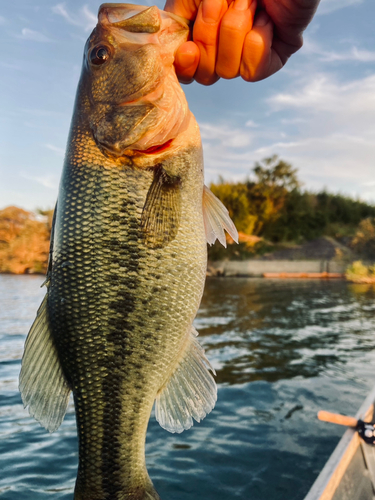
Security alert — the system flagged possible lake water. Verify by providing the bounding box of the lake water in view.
[1,274,375,500]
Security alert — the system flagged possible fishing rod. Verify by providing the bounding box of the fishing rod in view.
[318,411,375,445]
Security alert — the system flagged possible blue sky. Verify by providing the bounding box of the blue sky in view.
[1,0,375,211]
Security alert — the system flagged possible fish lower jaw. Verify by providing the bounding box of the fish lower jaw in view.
[126,138,174,155]
[96,110,198,168]
[98,138,176,167]
[131,113,201,167]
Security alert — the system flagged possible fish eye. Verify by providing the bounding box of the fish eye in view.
[90,45,111,66]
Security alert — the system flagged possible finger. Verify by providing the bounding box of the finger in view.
[216,0,257,79]
[256,0,319,49]
[192,0,228,86]
[240,11,280,82]
[174,41,200,84]
[164,0,200,19]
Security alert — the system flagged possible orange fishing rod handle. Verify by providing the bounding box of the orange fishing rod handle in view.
[317,411,358,427]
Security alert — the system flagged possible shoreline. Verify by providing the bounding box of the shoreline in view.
[207,259,347,278]
[2,260,373,282]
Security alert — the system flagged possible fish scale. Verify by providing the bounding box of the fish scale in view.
[47,118,207,499]
[19,4,238,499]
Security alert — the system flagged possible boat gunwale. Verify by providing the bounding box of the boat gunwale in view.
[303,383,375,500]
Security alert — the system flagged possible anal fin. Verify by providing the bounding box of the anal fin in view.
[155,326,217,434]
[19,295,71,432]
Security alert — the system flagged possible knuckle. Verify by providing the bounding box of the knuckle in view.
[216,65,237,80]
[193,24,218,47]
[220,15,251,34]
[195,74,219,86]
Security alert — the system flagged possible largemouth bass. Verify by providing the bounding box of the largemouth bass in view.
[19,4,238,499]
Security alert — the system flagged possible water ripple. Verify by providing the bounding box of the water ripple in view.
[2,276,375,499]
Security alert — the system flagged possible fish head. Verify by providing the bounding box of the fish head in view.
[80,3,191,160]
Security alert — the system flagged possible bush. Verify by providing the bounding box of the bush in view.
[345,261,375,283]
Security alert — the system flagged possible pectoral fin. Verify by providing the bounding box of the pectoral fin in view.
[141,166,181,249]
[19,295,71,432]
[155,326,217,433]
[203,185,238,247]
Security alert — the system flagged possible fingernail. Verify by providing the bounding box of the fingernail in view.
[202,0,222,23]
[233,0,250,12]
[255,10,270,27]
[179,77,194,85]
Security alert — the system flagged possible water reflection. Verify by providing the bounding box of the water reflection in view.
[348,282,375,297]
[2,275,375,500]
[196,278,375,384]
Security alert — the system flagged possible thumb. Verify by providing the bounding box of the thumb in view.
[174,41,200,84]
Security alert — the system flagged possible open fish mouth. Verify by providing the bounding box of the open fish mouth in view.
[98,3,190,31]
[85,4,191,158]
[132,139,174,155]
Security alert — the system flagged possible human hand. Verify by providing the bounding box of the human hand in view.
[164,0,320,85]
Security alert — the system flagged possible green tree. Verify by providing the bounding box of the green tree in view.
[253,155,300,191]
[247,156,300,234]
[210,155,375,245]
[211,156,300,236]
[210,181,257,235]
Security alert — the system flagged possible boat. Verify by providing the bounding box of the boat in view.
[304,384,375,500]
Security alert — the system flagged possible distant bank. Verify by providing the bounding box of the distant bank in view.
[1,205,373,282]
[0,206,52,275]
[207,259,345,278]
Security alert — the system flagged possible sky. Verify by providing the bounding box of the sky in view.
[1,0,375,211]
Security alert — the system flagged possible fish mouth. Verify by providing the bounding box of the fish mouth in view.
[89,4,190,162]
[134,139,173,154]
[128,138,174,156]
[98,3,190,31]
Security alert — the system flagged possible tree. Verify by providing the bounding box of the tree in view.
[210,156,299,236]
[247,156,300,234]
[253,155,300,191]
[210,155,375,244]
[210,181,258,235]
